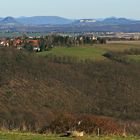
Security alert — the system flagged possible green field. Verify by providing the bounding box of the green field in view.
[0,131,139,140]
[38,43,140,61]
[0,32,48,38]
[39,46,107,61]
[125,55,140,62]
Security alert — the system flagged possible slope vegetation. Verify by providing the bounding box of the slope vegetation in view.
[0,48,140,134]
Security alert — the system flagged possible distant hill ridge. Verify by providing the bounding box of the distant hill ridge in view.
[0,16,73,25]
[0,16,21,25]
[0,16,139,25]
[0,16,140,32]
[16,16,73,25]
[101,17,140,25]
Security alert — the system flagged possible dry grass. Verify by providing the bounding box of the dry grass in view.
[0,131,140,140]
[107,40,140,45]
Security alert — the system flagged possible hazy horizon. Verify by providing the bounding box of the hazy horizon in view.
[0,16,139,21]
[0,0,140,20]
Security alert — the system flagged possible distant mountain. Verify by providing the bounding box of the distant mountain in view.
[16,16,74,25]
[0,17,21,25]
[0,16,140,32]
[75,17,140,25]
[0,18,3,21]
[0,16,140,26]
[101,17,140,25]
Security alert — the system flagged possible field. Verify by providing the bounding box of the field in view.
[0,131,139,140]
[125,55,140,62]
[38,43,140,62]
[38,46,107,61]
[0,32,48,38]
[107,40,140,45]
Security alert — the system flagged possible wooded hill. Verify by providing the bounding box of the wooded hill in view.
[0,48,140,134]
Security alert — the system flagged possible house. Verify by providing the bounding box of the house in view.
[28,40,41,51]
[0,40,9,47]
[13,39,23,47]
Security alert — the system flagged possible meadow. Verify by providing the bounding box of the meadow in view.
[0,32,47,38]
[0,131,139,140]
[38,43,140,62]
[39,46,107,61]
[125,55,140,62]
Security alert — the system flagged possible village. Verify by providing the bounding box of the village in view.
[0,32,140,52]
[0,33,104,52]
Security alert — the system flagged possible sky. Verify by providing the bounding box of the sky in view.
[0,0,140,19]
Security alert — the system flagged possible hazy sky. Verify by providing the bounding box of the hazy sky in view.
[1,0,140,19]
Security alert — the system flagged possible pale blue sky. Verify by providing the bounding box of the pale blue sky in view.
[1,0,140,19]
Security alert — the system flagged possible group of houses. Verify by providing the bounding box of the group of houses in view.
[0,34,104,52]
[0,37,41,51]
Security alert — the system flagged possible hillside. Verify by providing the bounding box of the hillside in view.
[0,16,140,32]
[0,47,140,134]
[0,17,21,26]
[16,16,73,25]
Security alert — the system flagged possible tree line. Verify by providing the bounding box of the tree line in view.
[0,34,106,52]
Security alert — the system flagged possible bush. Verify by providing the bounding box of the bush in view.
[48,114,123,135]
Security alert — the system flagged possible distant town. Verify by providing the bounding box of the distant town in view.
[0,31,140,52]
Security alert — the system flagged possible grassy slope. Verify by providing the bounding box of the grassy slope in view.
[38,43,140,61]
[125,55,140,62]
[0,131,139,140]
[39,46,106,61]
